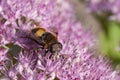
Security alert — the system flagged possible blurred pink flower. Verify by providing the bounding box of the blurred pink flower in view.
[85,0,120,21]
[0,0,120,80]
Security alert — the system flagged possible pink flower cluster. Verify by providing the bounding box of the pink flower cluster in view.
[86,0,120,21]
[0,0,120,80]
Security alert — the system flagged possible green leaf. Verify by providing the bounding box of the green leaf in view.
[100,21,120,63]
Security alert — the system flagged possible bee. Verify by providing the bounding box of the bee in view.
[31,27,62,55]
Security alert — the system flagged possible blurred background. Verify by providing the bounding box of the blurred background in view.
[70,0,120,68]
[70,0,101,34]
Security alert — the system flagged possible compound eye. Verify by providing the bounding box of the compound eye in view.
[49,42,62,53]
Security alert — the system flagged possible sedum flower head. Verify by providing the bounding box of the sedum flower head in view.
[0,0,120,80]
